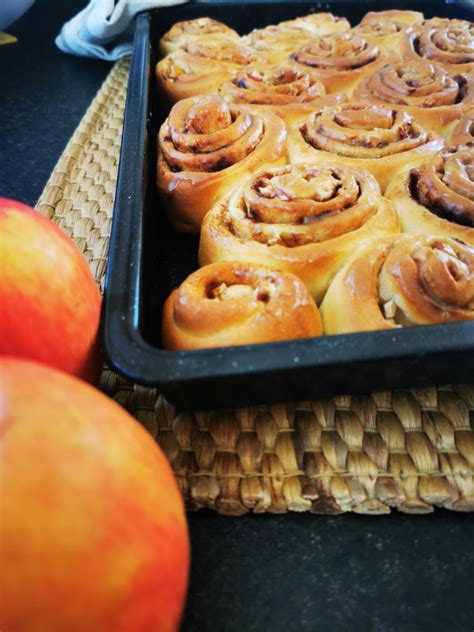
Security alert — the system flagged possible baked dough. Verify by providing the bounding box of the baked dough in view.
[199,163,399,302]
[157,95,287,233]
[401,19,474,74]
[321,235,474,333]
[385,144,474,244]
[287,102,444,191]
[156,52,237,105]
[159,18,240,56]
[162,261,322,349]
[448,108,474,144]
[219,65,346,125]
[354,59,473,136]
[289,31,392,96]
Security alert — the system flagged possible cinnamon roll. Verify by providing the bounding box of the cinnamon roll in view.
[351,20,414,57]
[242,13,350,63]
[288,103,443,192]
[277,13,351,37]
[353,59,473,136]
[157,95,287,233]
[242,26,314,65]
[402,19,474,74]
[360,10,425,27]
[162,261,322,350]
[320,235,474,334]
[199,163,399,303]
[159,18,240,57]
[385,145,474,244]
[156,52,236,105]
[177,37,266,69]
[448,108,474,145]
[219,66,346,125]
[289,31,391,96]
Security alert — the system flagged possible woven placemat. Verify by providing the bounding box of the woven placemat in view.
[36,58,474,515]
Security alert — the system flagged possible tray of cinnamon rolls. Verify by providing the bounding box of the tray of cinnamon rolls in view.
[103,0,474,408]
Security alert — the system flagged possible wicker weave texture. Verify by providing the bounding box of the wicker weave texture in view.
[36,59,474,515]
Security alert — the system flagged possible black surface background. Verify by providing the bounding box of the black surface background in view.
[1,2,473,631]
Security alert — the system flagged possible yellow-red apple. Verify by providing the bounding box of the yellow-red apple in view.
[0,198,101,382]
[0,357,189,632]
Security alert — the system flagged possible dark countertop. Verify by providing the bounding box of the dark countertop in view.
[1,2,473,631]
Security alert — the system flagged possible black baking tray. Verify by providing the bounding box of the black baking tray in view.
[103,0,474,409]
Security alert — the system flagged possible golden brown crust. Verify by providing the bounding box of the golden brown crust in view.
[157,95,287,234]
[353,9,424,58]
[198,163,400,303]
[159,18,240,56]
[353,60,473,136]
[218,66,347,124]
[287,103,444,192]
[242,13,350,63]
[156,52,236,105]
[385,145,474,244]
[351,21,414,57]
[178,37,266,68]
[448,108,474,144]
[156,36,267,104]
[277,13,351,36]
[402,20,474,74]
[241,27,314,64]
[162,261,322,349]
[289,32,393,96]
[360,10,425,27]
[320,235,474,334]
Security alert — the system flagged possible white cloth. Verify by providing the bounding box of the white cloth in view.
[56,0,187,61]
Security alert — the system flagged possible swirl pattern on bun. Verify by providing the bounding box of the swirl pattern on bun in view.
[219,66,346,123]
[354,59,473,135]
[179,37,266,68]
[290,31,391,95]
[157,95,287,233]
[288,103,443,191]
[242,27,314,63]
[162,261,322,349]
[321,235,474,333]
[156,52,236,105]
[159,18,240,56]
[360,10,425,27]
[402,19,474,73]
[385,144,474,244]
[351,20,410,56]
[277,13,350,35]
[199,163,399,302]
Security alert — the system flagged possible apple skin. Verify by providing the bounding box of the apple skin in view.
[0,357,190,632]
[0,197,101,383]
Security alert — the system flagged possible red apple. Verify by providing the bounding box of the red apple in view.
[0,357,189,632]
[0,198,101,382]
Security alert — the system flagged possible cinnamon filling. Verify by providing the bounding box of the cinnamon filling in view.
[292,33,379,71]
[206,280,275,304]
[364,61,460,108]
[165,18,232,41]
[161,96,264,173]
[378,238,474,326]
[226,164,378,247]
[184,39,257,66]
[303,105,427,158]
[413,147,474,227]
[186,98,232,134]
[227,68,325,105]
[414,21,474,65]
[415,242,474,310]
[353,21,403,37]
